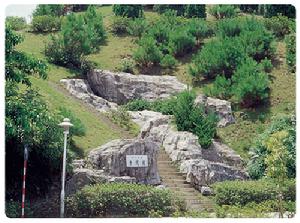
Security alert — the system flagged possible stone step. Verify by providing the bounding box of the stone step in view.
[165,183,192,188]
[157,160,172,164]
[162,179,189,184]
[168,187,197,193]
[160,175,185,180]
[159,171,184,176]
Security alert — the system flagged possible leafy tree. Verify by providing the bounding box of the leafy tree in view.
[263,4,295,18]
[264,131,289,218]
[285,33,296,73]
[5,16,27,31]
[209,5,238,19]
[33,4,65,17]
[113,5,144,18]
[45,5,106,68]
[247,114,296,179]
[31,15,61,32]
[127,18,149,39]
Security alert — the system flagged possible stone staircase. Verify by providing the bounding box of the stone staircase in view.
[157,149,214,211]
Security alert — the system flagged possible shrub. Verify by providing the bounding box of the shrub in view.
[185,5,206,18]
[5,16,27,31]
[168,28,196,56]
[189,37,246,79]
[66,183,185,217]
[174,91,217,148]
[212,179,296,206]
[6,200,33,218]
[209,5,238,19]
[125,99,152,111]
[31,15,61,32]
[33,4,65,17]
[259,58,273,73]
[187,18,210,43]
[204,75,232,100]
[45,6,106,68]
[239,29,275,61]
[109,107,134,131]
[117,58,135,73]
[264,15,293,39]
[264,4,295,18]
[285,33,296,73]
[113,5,144,18]
[133,36,163,67]
[127,18,148,38]
[160,54,178,69]
[247,114,296,179]
[153,5,186,16]
[111,16,130,34]
[231,58,269,107]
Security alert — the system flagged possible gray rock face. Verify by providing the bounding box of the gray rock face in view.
[87,69,187,104]
[129,110,248,190]
[87,138,160,185]
[195,95,235,127]
[60,79,118,112]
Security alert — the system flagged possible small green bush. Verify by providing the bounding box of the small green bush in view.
[5,16,27,31]
[189,37,246,79]
[168,28,196,57]
[204,75,232,100]
[127,18,148,38]
[111,16,130,34]
[187,18,210,43]
[31,15,61,32]
[185,5,206,18]
[264,15,293,39]
[133,36,163,67]
[174,91,217,148]
[117,58,135,73]
[6,200,33,218]
[153,5,186,16]
[160,54,178,69]
[231,58,269,107]
[151,98,177,115]
[66,183,185,217]
[212,179,296,206]
[209,5,238,19]
[285,33,296,73]
[125,99,152,111]
[113,5,144,18]
[259,58,273,73]
[247,114,296,179]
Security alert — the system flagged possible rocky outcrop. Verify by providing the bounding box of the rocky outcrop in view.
[87,69,187,104]
[66,137,161,195]
[195,95,235,127]
[129,110,248,190]
[60,79,118,112]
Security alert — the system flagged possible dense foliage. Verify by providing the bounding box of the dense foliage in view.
[212,179,296,206]
[33,4,65,17]
[285,33,296,73]
[247,114,296,179]
[45,6,106,68]
[264,15,294,39]
[66,183,185,217]
[31,15,61,32]
[5,16,27,31]
[154,4,206,18]
[113,5,144,18]
[134,11,210,69]
[263,4,295,18]
[110,16,130,34]
[209,5,238,19]
[5,26,85,200]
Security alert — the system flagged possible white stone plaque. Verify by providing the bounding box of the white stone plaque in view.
[126,155,148,167]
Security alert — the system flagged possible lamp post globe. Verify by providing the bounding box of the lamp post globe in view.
[58,118,73,218]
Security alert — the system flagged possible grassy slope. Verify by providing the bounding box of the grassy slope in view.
[17,6,295,160]
[16,8,136,154]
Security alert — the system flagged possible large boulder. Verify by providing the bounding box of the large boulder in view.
[87,138,161,185]
[60,79,118,112]
[195,95,235,127]
[87,69,187,104]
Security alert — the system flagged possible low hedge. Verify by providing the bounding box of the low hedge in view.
[31,15,61,32]
[66,183,185,217]
[212,179,296,206]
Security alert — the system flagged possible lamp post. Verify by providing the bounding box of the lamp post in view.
[58,118,73,218]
